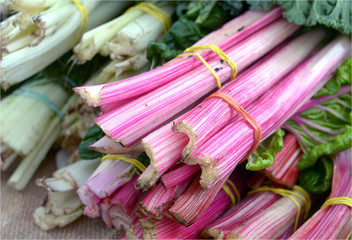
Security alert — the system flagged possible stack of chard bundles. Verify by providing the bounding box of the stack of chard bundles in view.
[1,0,351,239]
[72,3,351,240]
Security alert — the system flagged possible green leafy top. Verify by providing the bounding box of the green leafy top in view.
[147,0,246,68]
[78,124,105,160]
[246,129,285,171]
[285,57,352,170]
[247,0,351,35]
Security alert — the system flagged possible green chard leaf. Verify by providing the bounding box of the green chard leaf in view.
[78,124,105,160]
[246,0,352,35]
[298,156,333,194]
[246,129,285,171]
[147,0,246,67]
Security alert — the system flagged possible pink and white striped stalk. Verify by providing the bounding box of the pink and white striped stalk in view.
[174,29,325,159]
[289,148,352,239]
[168,166,248,226]
[106,176,141,232]
[140,184,233,239]
[74,9,280,107]
[202,191,280,239]
[137,28,323,189]
[226,188,308,239]
[187,35,351,189]
[161,164,200,189]
[77,158,134,217]
[264,133,301,188]
[89,136,143,155]
[136,178,192,219]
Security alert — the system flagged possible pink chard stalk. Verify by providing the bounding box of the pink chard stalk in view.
[140,182,235,240]
[168,166,249,226]
[136,18,303,190]
[74,9,280,108]
[202,191,280,239]
[289,148,352,239]
[136,178,192,219]
[264,133,302,188]
[225,187,310,239]
[186,35,351,190]
[77,158,135,218]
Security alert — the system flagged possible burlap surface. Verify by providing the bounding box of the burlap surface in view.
[1,151,119,239]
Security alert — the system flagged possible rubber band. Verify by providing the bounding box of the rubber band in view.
[222,179,241,207]
[184,45,238,80]
[102,154,146,173]
[222,184,235,206]
[126,2,171,33]
[321,197,352,208]
[72,0,89,46]
[248,185,311,232]
[206,92,261,160]
[179,45,237,88]
[13,87,64,120]
[226,179,241,203]
[181,52,222,88]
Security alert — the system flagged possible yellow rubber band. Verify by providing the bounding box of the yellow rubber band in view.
[102,154,146,173]
[181,52,222,88]
[226,179,241,204]
[179,45,237,88]
[222,184,235,207]
[321,197,352,208]
[126,2,171,33]
[248,185,311,232]
[222,180,241,207]
[184,45,238,80]
[72,0,89,47]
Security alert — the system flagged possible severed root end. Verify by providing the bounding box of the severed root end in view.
[172,121,198,159]
[73,84,104,107]
[135,141,159,190]
[201,228,224,240]
[89,136,144,155]
[139,219,157,240]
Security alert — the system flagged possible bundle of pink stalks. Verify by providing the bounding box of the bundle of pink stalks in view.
[120,168,248,240]
[166,36,351,225]
[203,186,309,239]
[77,157,137,219]
[289,148,352,239]
[163,164,249,226]
[143,28,326,190]
[139,175,239,239]
[136,178,192,219]
[99,176,141,232]
[74,9,280,107]
[93,17,299,149]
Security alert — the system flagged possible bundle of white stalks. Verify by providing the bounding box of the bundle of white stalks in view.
[34,159,100,231]
[1,80,68,171]
[1,81,75,190]
[61,65,151,163]
[73,1,175,62]
[0,0,129,89]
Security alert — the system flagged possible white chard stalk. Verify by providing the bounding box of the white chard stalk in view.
[34,159,100,231]
[0,0,128,89]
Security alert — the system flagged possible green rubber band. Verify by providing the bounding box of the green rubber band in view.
[13,87,65,120]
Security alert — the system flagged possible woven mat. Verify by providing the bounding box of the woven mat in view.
[1,151,119,240]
